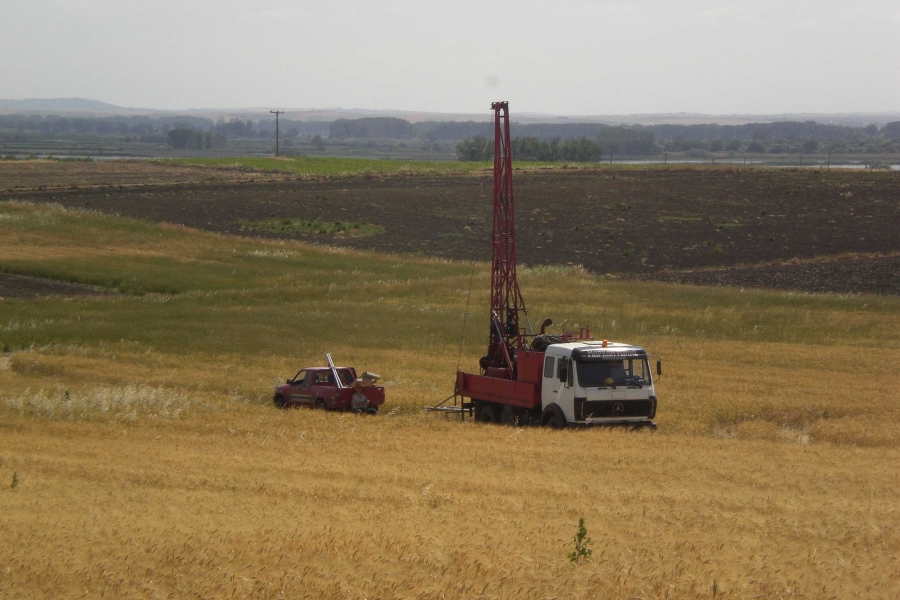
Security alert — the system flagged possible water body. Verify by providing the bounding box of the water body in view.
[10,154,900,171]
[613,159,899,171]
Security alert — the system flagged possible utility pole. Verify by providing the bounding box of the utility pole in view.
[270,110,284,156]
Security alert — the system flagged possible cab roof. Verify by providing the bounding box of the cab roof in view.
[545,341,648,360]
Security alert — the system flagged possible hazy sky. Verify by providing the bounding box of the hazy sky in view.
[2,0,898,115]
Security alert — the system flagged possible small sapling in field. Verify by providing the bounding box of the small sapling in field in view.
[568,517,592,563]
[10,472,18,489]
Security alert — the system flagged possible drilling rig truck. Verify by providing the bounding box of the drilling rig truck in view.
[436,101,660,428]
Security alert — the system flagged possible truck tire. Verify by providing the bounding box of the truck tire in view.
[274,395,286,409]
[541,404,567,429]
[478,402,500,424]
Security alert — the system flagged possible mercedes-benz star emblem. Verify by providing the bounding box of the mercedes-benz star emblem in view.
[612,403,624,412]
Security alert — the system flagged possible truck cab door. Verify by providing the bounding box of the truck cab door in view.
[288,370,313,406]
[542,354,574,421]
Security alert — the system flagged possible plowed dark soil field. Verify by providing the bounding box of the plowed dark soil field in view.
[3,165,898,295]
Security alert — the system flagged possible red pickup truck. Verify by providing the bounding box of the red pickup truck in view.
[273,364,385,414]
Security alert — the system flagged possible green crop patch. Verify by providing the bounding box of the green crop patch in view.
[712,218,744,229]
[658,215,703,223]
[239,217,385,237]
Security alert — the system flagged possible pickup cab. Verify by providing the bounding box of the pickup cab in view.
[274,366,385,413]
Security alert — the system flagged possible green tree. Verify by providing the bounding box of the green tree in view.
[560,137,602,161]
[456,136,492,161]
[166,126,212,150]
[512,136,542,160]
[801,139,820,153]
[880,121,900,139]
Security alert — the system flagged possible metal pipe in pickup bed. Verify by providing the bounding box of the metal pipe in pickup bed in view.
[325,353,344,389]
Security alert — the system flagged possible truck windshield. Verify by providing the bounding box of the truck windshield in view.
[576,358,650,387]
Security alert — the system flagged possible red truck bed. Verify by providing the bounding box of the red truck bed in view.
[455,350,544,409]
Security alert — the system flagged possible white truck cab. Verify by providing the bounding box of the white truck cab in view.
[541,341,658,427]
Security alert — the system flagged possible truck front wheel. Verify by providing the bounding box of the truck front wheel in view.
[274,395,286,409]
[541,404,567,429]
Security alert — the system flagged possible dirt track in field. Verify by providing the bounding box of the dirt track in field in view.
[0,273,117,299]
[0,160,285,190]
[2,164,898,295]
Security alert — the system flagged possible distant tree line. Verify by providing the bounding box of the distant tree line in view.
[456,135,605,161]
[0,114,330,149]
[2,112,898,155]
[515,136,603,161]
[649,121,900,154]
[328,117,900,156]
[329,117,414,139]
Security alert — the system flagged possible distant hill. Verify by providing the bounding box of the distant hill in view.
[0,97,127,112]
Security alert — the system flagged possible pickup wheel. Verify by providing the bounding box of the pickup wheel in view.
[274,395,286,409]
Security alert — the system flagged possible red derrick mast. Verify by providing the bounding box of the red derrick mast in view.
[482,101,532,377]
[432,102,658,428]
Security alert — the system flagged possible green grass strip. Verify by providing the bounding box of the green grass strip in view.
[239,217,384,237]
[166,156,650,178]
[168,156,489,177]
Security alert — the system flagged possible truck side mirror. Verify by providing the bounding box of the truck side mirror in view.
[286,379,292,384]
[656,359,662,376]
[567,359,574,388]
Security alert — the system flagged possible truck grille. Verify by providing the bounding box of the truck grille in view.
[576,399,652,420]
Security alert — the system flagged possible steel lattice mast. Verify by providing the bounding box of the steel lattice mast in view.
[487,101,530,371]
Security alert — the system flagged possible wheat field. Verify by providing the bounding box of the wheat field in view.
[1,199,899,599]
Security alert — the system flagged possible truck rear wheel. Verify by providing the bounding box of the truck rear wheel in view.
[477,402,500,423]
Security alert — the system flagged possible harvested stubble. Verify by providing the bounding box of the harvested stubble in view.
[1,200,899,599]
[2,411,898,599]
